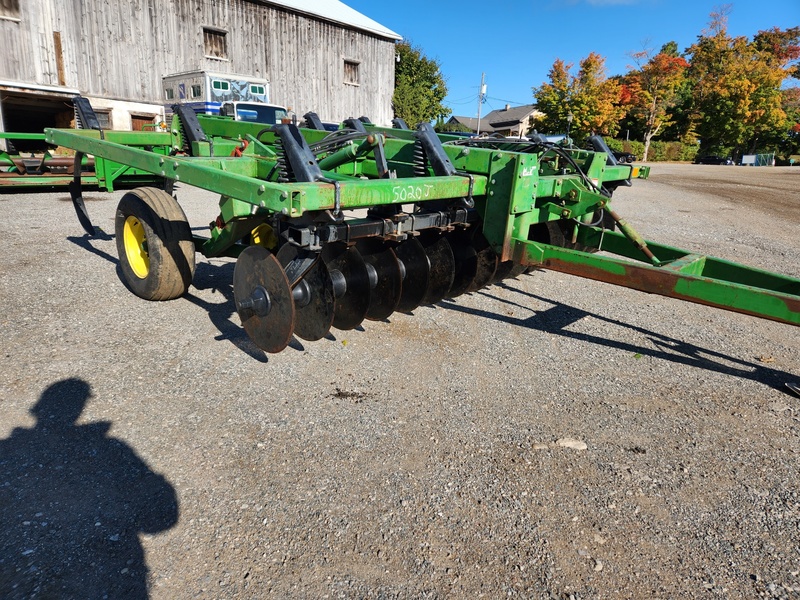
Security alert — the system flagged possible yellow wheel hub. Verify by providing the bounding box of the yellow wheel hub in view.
[123,215,149,278]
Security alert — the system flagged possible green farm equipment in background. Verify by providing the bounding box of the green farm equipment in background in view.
[43,99,798,352]
[0,131,167,191]
[1,100,167,191]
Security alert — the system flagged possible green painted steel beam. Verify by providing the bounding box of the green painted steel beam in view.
[516,238,800,327]
[576,227,800,294]
[0,132,49,141]
[478,151,539,260]
[47,126,488,217]
[0,174,99,187]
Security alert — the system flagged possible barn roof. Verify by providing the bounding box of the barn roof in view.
[263,0,402,41]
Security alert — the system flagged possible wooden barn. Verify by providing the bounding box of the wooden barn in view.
[0,0,401,148]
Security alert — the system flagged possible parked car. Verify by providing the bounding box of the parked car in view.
[694,155,733,165]
[612,150,636,163]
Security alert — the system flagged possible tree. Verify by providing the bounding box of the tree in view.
[531,59,572,135]
[533,53,626,143]
[776,86,800,160]
[752,27,800,158]
[434,117,471,134]
[686,8,800,156]
[753,26,800,80]
[392,41,450,127]
[625,44,689,160]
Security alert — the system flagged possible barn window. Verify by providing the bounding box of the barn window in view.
[0,0,20,20]
[344,60,360,86]
[94,110,111,129]
[203,28,227,59]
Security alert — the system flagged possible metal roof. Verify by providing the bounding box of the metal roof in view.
[262,0,402,40]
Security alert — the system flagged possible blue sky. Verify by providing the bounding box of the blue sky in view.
[343,0,800,118]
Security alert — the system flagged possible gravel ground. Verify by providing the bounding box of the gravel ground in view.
[1,164,799,599]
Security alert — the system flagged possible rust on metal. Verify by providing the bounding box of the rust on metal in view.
[538,256,800,326]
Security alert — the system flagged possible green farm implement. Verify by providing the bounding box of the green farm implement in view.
[1,131,166,191]
[44,101,799,352]
[1,101,166,191]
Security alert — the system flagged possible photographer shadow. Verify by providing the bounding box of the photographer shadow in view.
[0,378,178,599]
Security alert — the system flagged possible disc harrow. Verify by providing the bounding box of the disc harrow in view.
[44,98,800,353]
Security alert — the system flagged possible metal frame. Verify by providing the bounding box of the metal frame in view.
[41,106,799,338]
[0,131,165,191]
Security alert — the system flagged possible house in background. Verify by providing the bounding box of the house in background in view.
[445,116,493,134]
[0,0,400,149]
[447,103,542,137]
[482,104,542,138]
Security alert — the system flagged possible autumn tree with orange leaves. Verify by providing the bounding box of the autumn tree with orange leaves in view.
[530,7,799,161]
[533,53,626,143]
[687,6,799,157]
[625,45,689,161]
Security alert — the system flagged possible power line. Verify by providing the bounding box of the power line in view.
[446,95,481,106]
[485,95,530,106]
[445,93,480,104]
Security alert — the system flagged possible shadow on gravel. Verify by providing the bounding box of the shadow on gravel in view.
[67,233,116,259]
[0,378,178,599]
[187,261,269,362]
[440,281,793,393]
[66,236,272,360]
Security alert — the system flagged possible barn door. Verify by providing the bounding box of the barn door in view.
[131,114,155,131]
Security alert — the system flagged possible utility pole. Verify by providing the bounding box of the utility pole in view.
[476,73,486,136]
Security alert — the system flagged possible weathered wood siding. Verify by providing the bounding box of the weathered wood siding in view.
[0,0,397,124]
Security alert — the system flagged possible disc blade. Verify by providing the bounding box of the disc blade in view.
[277,244,334,341]
[492,260,527,283]
[468,231,499,292]
[421,235,455,305]
[322,243,370,331]
[393,238,429,312]
[233,246,295,353]
[357,238,402,321]
[446,232,478,298]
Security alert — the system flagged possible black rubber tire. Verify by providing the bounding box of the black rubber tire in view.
[114,187,195,300]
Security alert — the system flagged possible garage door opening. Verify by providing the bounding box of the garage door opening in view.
[1,92,75,153]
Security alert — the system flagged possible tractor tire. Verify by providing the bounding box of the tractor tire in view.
[115,187,195,300]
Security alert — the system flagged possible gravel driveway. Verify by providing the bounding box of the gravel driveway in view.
[1,164,799,598]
